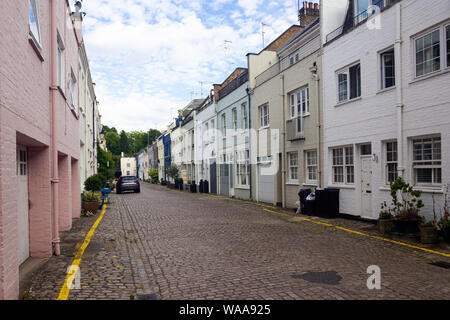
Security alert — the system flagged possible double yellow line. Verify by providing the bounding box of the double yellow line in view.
[56,200,108,300]
[263,208,450,258]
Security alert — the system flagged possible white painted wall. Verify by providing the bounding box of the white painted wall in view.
[322,0,450,220]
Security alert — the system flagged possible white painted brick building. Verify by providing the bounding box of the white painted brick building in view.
[321,0,450,220]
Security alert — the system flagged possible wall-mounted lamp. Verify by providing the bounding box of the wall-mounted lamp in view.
[372,154,378,163]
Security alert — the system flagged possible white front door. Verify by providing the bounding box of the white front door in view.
[17,145,30,265]
[360,156,373,218]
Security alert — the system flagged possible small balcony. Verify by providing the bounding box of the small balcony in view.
[286,117,305,141]
[325,0,400,44]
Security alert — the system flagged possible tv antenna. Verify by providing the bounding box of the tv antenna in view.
[261,22,269,49]
[199,81,207,98]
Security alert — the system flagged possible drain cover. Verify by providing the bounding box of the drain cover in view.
[136,293,158,300]
[292,271,342,285]
[429,261,450,269]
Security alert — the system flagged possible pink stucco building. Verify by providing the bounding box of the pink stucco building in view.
[0,0,83,299]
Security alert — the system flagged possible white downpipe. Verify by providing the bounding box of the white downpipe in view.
[395,3,404,178]
[280,74,286,208]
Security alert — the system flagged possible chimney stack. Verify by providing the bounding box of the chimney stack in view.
[298,1,319,28]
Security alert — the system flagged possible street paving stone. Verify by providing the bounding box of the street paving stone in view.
[26,183,450,300]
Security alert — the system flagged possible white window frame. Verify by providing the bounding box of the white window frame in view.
[259,104,269,128]
[69,70,77,110]
[412,136,441,186]
[413,23,450,79]
[380,48,395,90]
[385,141,398,183]
[232,107,237,131]
[241,102,248,129]
[28,0,42,48]
[235,149,249,187]
[306,150,318,185]
[336,62,361,103]
[332,146,354,185]
[56,33,65,89]
[288,152,299,183]
[221,113,226,138]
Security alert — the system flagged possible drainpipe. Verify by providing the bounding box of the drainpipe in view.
[246,87,253,200]
[395,3,404,178]
[280,74,287,208]
[50,0,60,255]
[312,65,322,188]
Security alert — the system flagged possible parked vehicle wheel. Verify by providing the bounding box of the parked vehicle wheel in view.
[136,188,140,193]
[116,189,121,194]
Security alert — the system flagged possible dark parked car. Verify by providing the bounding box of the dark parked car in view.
[116,176,140,194]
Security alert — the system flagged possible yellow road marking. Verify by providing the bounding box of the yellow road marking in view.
[263,209,450,258]
[56,200,108,300]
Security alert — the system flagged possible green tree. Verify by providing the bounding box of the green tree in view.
[105,131,120,155]
[97,144,115,182]
[119,130,130,155]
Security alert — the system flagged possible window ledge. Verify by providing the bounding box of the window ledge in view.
[410,68,450,85]
[28,36,44,62]
[327,184,355,189]
[235,185,250,190]
[259,126,270,131]
[286,181,299,186]
[335,97,362,108]
[303,183,318,187]
[376,86,396,95]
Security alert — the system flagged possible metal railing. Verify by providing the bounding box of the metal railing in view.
[325,0,400,43]
[218,71,249,100]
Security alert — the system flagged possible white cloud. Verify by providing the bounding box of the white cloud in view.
[81,0,299,132]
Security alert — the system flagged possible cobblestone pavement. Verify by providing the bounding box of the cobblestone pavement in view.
[27,183,450,300]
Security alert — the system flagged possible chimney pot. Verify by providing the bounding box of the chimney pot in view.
[303,1,307,8]
[314,3,318,9]
[308,2,313,8]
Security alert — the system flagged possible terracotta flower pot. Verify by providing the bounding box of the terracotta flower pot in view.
[82,201,99,214]
[420,226,439,244]
[378,219,394,235]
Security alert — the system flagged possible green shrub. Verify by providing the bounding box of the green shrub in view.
[81,191,102,203]
[149,169,158,183]
[84,174,106,191]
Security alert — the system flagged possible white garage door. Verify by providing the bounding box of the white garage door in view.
[17,145,30,265]
[258,164,275,204]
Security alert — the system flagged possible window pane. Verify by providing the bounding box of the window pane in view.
[338,73,348,101]
[382,50,395,89]
[334,167,344,183]
[416,168,432,183]
[416,30,440,76]
[346,166,354,183]
[447,25,450,67]
[28,0,41,44]
[349,64,361,99]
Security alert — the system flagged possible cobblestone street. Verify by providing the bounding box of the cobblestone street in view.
[27,183,450,300]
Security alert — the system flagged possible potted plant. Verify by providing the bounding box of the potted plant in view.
[419,218,439,244]
[81,191,102,214]
[437,182,450,243]
[389,177,423,235]
[378,201,394,235]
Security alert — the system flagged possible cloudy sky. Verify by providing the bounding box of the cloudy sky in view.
[79,0,305,132]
